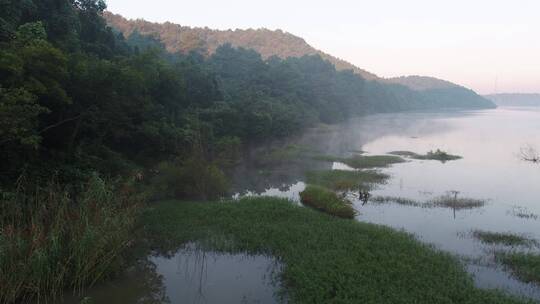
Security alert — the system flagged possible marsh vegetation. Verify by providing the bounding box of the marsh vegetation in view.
[389,149,462,162]
[299,185,356,218]
[142,198,531,304]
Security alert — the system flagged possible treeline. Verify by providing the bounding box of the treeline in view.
[1,0,492,190]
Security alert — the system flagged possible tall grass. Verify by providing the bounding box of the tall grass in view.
[0,174,142,303]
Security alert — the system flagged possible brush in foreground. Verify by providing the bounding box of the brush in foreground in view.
[299,185,356,219]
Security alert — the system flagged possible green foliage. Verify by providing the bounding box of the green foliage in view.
[497,252,540,285]
[0,87,47,148]
[150,156,229,200]
[305,169,389,191]
[142,198,530,303]
[0,174,142,303]
[472,231,537,247]
[300,185,356,218]
[341,154,406,169]
[389,149,462,162]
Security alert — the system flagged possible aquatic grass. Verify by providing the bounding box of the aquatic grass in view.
[305,169,389,191]
[142,198,531,303]
[496,252,540,285]
[255,144,319,165]
[370,196,424,207]
[299,185,356,219]
[508,207,539,220]
[0,175,142,304]
[310,153,405,169]
[430,195,486,210]
[389,149,462,162]
[472,231,537,247]
[369,195,486,210]
[341,154,406,169]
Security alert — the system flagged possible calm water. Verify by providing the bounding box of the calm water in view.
[64,244,283,304]
[67,107,540,303]
[234,107,540,300]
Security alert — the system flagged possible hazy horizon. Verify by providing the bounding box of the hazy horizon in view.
[106,0,540,95]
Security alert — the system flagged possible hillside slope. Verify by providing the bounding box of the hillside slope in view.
[104,12,494,110]
[104,12,378,79]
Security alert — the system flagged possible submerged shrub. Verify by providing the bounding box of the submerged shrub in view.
[0,174,142,303]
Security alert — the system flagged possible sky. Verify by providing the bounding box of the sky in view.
[106,0,540,94]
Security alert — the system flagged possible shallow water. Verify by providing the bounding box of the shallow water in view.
[63,244,283,304]
[234,107,540,300]
[65,107,540,303]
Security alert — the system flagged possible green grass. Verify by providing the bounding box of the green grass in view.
[430,195,486,210]
[472,231,537,247]
[496,252,540,285]
[341,154,406,169]
[311,154,405,169]
[369,195,486,210]
[305,169,389,191]
[142,198,531,304]
[389,149,462,162]
[371,196,424,207]
[299,185,356,219]
[0,175,141,304]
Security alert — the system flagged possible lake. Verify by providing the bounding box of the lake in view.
[65,107,540,303]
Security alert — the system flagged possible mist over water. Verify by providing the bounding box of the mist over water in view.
[233,107,540,300]
[63,107,540,303]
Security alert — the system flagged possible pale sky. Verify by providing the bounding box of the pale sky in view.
[106,0,540,94]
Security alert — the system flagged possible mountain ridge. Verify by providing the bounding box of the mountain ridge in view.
[104,12,492,107]
[104,12,378,80]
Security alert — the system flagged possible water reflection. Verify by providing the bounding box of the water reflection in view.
[64,244,283,304]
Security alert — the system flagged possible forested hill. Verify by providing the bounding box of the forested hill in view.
[1,1,494,188]
[104,12,378,80]
[104,12,494,110]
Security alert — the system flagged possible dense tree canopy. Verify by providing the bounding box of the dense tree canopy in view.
[0,0,492,187]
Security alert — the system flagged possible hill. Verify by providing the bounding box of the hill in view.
[103,12,493,110]
[485,93,540,106]
[104,12,379,80]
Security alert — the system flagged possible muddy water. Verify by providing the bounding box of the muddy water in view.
[234,107,540,300]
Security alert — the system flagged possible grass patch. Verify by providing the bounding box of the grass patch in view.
[508,207,539,220]
[255,144,319,165]
[472,231,537,247]
[430,195,486,210]
[371,196,423,207]
[0,175,142,303]
[389,149,462,162]
[369,195,486,210]
[143,198,530,303]
[497,252,540,285]
[311,153,405,170]
[305,170,389,191]
[341,155,406,169]
[299,185,356,219]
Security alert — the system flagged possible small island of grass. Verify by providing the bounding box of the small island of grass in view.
[299,185,356,219]
[389,149,462,162]
[473,231,537,247]
[305,169,389,191]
